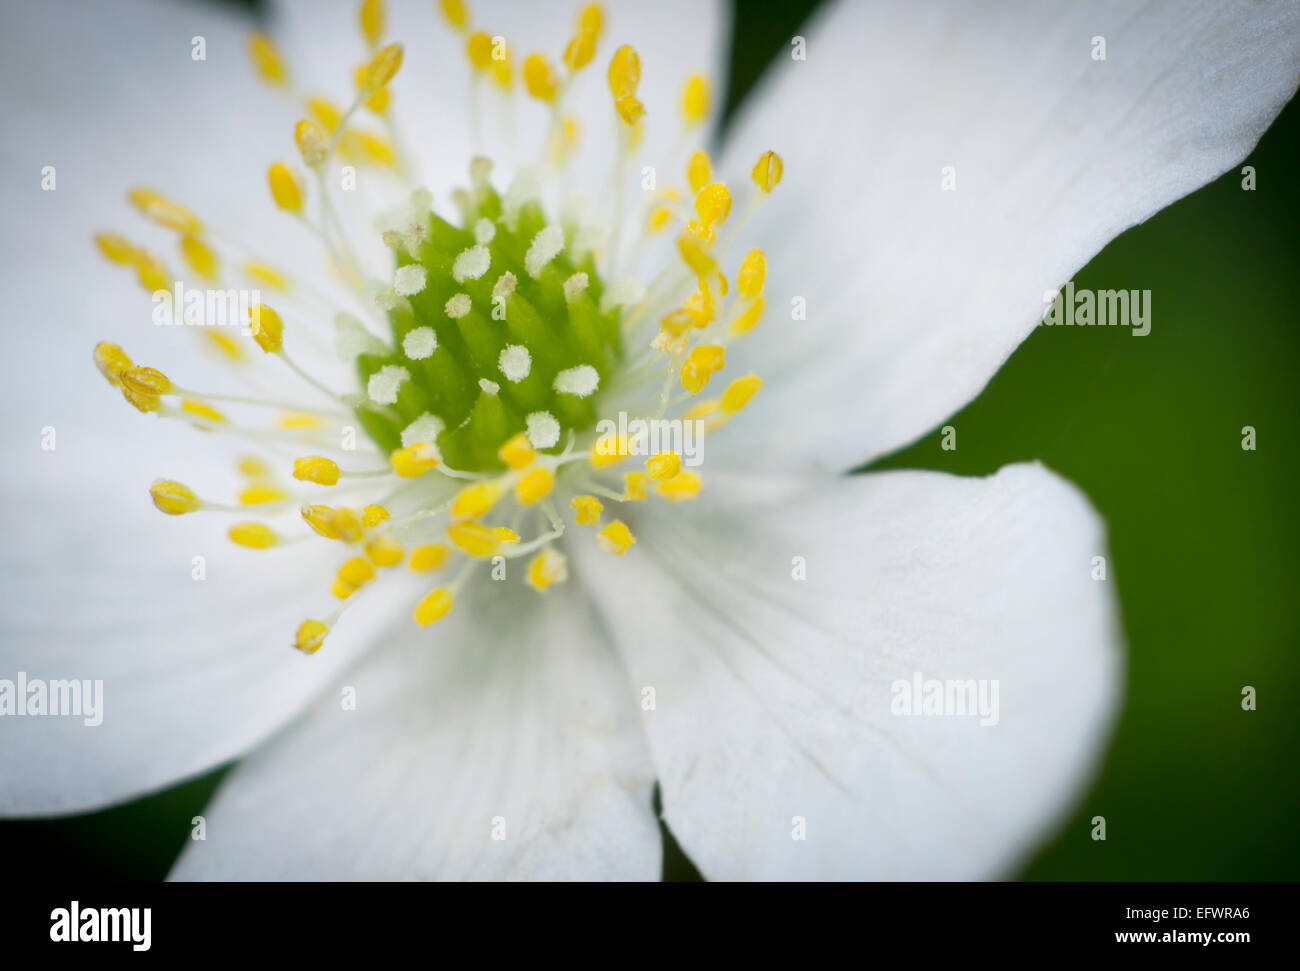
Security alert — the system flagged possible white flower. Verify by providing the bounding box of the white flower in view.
[0,0,1296,882]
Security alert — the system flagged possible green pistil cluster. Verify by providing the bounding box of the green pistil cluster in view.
[354,182,623,472]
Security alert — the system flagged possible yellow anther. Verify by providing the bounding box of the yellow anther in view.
[590,432,629,468]
[523,53,559,102]
[526,548,568,591]
[277,411,323,430]
[646,451,682,481]
[720,374,762,414]
[492,526,519,545]
[365,533,404,567]
[451,480,502,520]
[121,386,162,413]
[238,455,273,479]
[229,522,279,549]
[676,231,716,277]
[248,303,283,353]
[95,233,136,265]
[359,0,384,47]
[361,503,390,527]
[202,331,245,362]
[301,504,342,539]
[308,97,344,132]
[467,31,494,71]
[389,443,439,478]
[360,42,403,95]
[658,470,702,502]
[131,250,171,293]
[179,234,218,280]
[570,494,603,525]
[737,248,766,300]
[564,28,597,73]
[122,365,171,397]
[93,342,133,386]
[729,295,765,336]
[439,0,468,30]
[447,520,501,558]
[578,4,603,37]
[247,33,288,86]
[295,619,329,654]
[331,579,357,600]
[338,555,376,589]
[598,520,636,555]
[244,260,288,290]
[293,455,340,486]
[751,149,784,193]
[267,163,303,213]
[680,344,725,393]
[180,399,225,424]
[682,283,716,328]
[128,187,201,234]
[691,183,731,241]
[413,586,455,626]
[613,94,644,126]
[686,150,712,194]
[607,44,640,99]
[150,479,199,515]
[681,74,709,126]
[515,465,554,505]
[355,132,396,166]
[683,398,718,421]
[498,432,536,470]
[491,45,513,89]
[409,544,449,572]
[648,204,674,233]
[239,482,287,505]
[622,471,647,501]
[295,119,329,167]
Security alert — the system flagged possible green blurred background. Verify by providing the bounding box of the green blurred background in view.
[5,0,1298,880]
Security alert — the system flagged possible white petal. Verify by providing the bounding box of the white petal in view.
[573,464,1122,879]
[170,579,659,879]
[713,0,1300,472]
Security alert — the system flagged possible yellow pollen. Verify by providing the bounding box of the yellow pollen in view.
[578,3,603,37]
[515,466,554,505]
[331,579,357,600]
[681,74,709,126]
[526,548,568,591]
[467,31,494,72]
[359,0,385,47]
[128,187,201,234]
[439,0,468,31]
[720,374,762,414]
[622,471,647,500]
[238,455,273,479]
[737,248,766,299]
[248,303,284,353]
[202,331,245,362]
[244,260,288,290]
[295,619,329,654]
[365,533,405,567]
[645,451,682,481]
[121,385,162,413]
[751,150,784,193]
[686,150,712,194]
[267,163,303,213]
[354,64,392,112]
[598,520,636,555]
[247,33,289,86]
[590,432,629,468]
[680,344,725,393]
[293,455,340,486]
[122,365,171,397]
[658,470,702,502]
[150,479,199,515]
[302,504,361,541]
[295,119,329,167]
[338,555,376,588]
[570,494,603,525]
[729,296,765,337]
[523,53,559,102]
[447,520,503,558]
[131,250,171,293]
[361,503,390,527]
[607,44,640,99]
[492,526,520,545]
[95,233,137,265]
[413,586,455,626]
[308,97,344,133]
[451,480,502,520]
[564,29,597,73]
[177,235,217,281]
[93,342,132,386]
[360,42,404,95]
[277,411,323,430]
[693,182,732,234]
[180,399,225,424]
[229,522,279,549]
[239,482,288,505]
[389,443,440,478]
[409,544,449,571]
[676,231,716,277]
[498,432,536,470]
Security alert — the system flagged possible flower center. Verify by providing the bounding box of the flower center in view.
[89,1,782,655]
